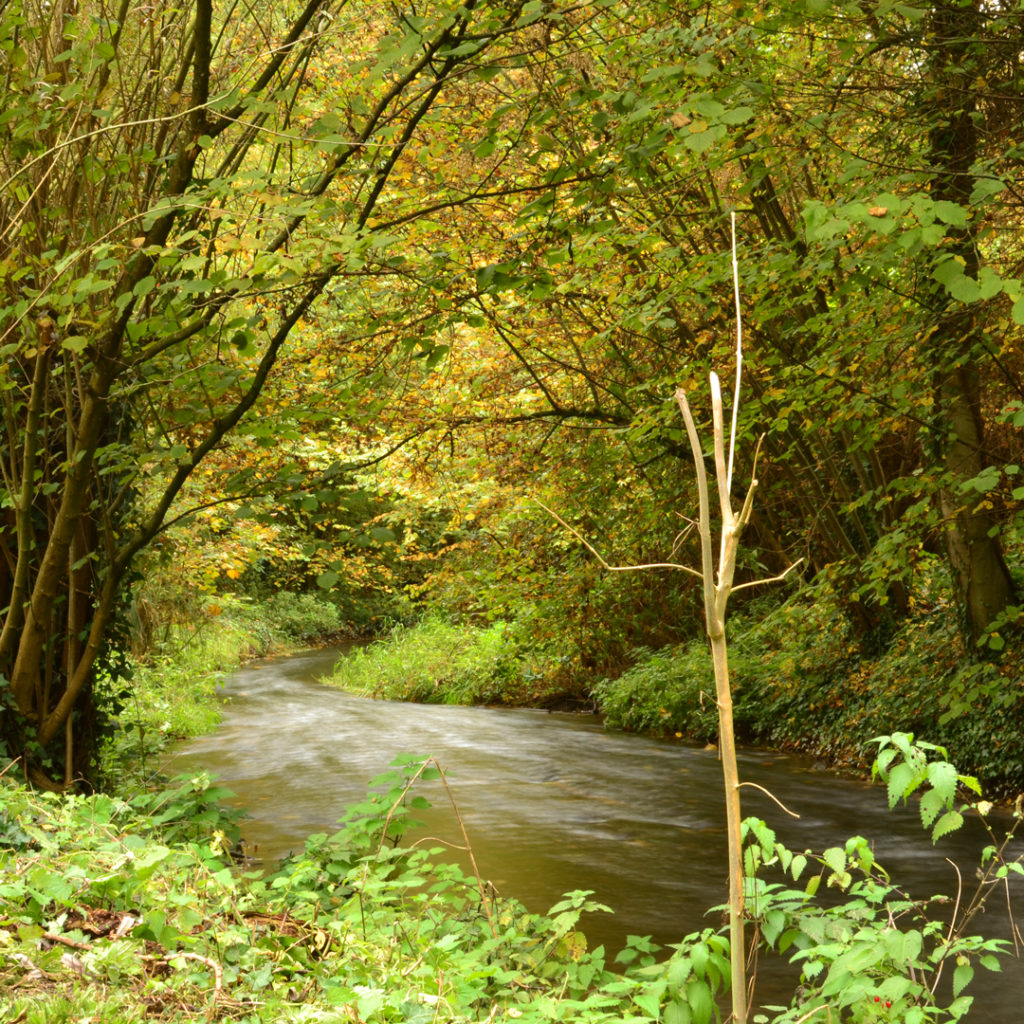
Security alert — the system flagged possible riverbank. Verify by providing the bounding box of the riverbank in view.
[4,721,1017,1023]
[100,591,353,790]
[5,591,1018,1023]
[0,767,668,1024]
[320,580,1024,798]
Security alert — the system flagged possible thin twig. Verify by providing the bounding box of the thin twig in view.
[169,951,223,1010]
[368,757,498,940]
[433,759,499,940]
[731,559,805,595]
[727,211,743,496]
[792,1005,831,1023]
[737,782,801,819]
[42,932,91,951]
[929,858,964,996]
[536,500,703,580]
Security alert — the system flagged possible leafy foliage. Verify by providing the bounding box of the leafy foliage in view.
[3,738,1018,1023]
[596,569,1024,795]
[324,614,564,706]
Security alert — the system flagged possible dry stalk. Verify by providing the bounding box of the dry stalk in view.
[369,756,498,939]
[539,213,801,1024]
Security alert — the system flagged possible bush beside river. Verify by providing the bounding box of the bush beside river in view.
[323,576,1024,798]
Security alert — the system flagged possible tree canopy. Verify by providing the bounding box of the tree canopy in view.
[1,0,1022,786]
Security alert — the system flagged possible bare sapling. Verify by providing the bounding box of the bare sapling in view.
[541,215,801,1023]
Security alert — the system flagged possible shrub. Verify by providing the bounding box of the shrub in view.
[323,614,566,706]
[263,590,344,644]
[593,643,718,741]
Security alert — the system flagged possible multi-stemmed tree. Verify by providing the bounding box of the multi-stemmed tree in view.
[0,0,595,786]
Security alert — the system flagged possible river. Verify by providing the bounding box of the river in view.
[171,646,1023,1017]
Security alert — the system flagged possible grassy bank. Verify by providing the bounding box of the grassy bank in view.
[322,615,569,707]
[101,591,347,790]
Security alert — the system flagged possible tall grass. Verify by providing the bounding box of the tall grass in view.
[100,591,344,789]
[324,615,551,705]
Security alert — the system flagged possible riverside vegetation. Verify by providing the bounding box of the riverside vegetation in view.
[2,586,1020,1023]
[323,563,1024,799]
[2,725,1021,1023]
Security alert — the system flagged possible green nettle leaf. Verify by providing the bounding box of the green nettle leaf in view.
[822,846,846,876]
[690,940,708,978]
[932,809,964,843]
[953,962,974,998]
[918,787,946,829]
[886,761,918,807]
[633,990,662,1017]
[925,759,957,802]
[663,1001,692,1024]
[316,570,340,589]
[133,843,170,879]
[686,979,713,1024]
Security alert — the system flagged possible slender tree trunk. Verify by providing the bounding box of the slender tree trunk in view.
[926,0,1016,646]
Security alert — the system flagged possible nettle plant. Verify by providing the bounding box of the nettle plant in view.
[739,733,1021,1024]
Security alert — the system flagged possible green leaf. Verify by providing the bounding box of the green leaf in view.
[953,962,974,997]
[926,760,958,803]
[133,275,156,298]
[667,954,692,988]
[133,843,171,880]
[919,787,946,829]
[977,267,1004,299]
[822,846,846,876]
[633,990,662,1017]
[690,940,708,979]
[719,106,754,125]
[686,979,713,1024]
[886,761,919,807]
[932,810,964,843]
[663,1001,692,1024]
[932,200,968,226]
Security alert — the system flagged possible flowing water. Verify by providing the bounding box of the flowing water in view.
[171,646,1023,1017]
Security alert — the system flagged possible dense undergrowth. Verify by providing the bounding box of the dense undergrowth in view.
[595,571,1024,798]
[3,583,1021,1022]
[99,591,347,789]
[2,740,1019,1023]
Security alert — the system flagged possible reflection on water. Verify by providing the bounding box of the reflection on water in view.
[171,646,1023,1017]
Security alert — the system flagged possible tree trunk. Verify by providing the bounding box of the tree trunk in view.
[926,0,1016,646]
